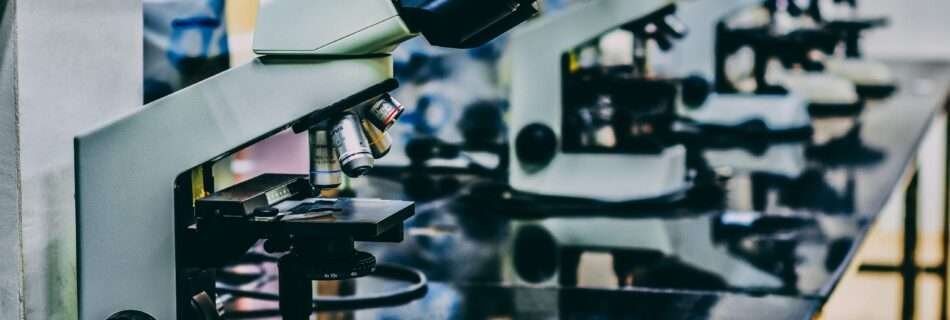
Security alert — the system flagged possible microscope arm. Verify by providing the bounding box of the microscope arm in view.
[253,0,538,56]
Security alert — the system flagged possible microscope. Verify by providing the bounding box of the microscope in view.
[610,4,808,137]
[716,0,864,115]
[508,0,691,202]
[668,1,812,137]
[507,0,818,202]
[74,0,537,319]
[798,0,897,98]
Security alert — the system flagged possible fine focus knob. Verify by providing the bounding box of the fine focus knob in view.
[305,250,377,281]
[515,123,557,168]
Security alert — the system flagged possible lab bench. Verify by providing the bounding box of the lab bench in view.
[221,60,950,319]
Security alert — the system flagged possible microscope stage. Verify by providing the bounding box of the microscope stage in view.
[270,197,414,240]
[197,174,414,241]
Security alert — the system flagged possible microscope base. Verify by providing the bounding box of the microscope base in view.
[510,145,690,203]
[825,58,897,98]
[855,84,898,99]
[703,144,807,179]
[679,93,812,134]
[807,101,865,117]
[780,72,862,115]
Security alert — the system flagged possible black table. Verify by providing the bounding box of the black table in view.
[221,61,950,319]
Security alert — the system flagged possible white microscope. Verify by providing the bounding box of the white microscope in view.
[715,0,865,115]
[795,0,897,98]
[74,1,537,319]
[508,0,692,203]
[671,0,813,137]
[507,0,815,203]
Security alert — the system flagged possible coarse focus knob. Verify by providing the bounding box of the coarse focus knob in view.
[681,75,711,108]
[515,123,557,168]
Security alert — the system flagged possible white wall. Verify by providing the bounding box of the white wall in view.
[669,0,950,75]
[0,0,142,318]
[0,0,23,318]
[862,0,950,60]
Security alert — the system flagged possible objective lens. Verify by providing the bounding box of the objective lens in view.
[361,119,393,159]
[332,114,375,178]
[365,95,405,131]
[308,128,342,189]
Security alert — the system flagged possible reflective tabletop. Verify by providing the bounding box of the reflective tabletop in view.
[222,61,950,319]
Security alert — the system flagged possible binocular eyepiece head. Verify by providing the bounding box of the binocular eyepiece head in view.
[398,0,539,49]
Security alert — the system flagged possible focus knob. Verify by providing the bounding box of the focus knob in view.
[681,75,711,108]
[515,123,557,169]
[107,311,156,320]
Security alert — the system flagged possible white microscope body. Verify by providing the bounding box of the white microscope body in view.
[679,94,811,132]
[508,0,690,203]
[824,57,894,95]
[703,143,808,179]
